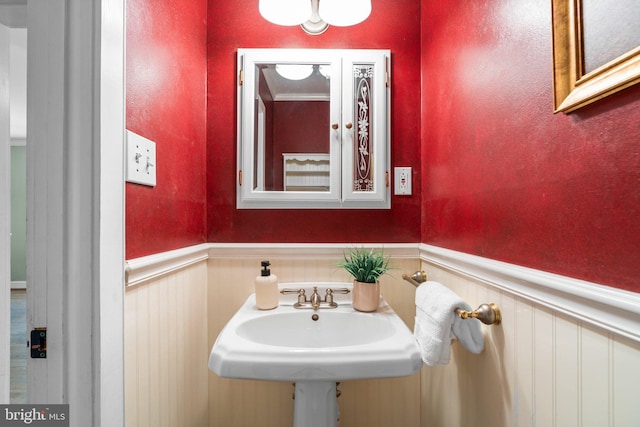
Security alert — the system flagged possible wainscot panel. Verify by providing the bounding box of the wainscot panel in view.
[207,244,422,427]
[123,243,639,426]
[419,244,640,427]
[124,259,208,427]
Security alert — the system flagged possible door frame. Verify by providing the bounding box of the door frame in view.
[26,0,125,424]
[0,21,10,404]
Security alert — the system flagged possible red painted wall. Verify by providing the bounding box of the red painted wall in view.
[126,0,639,293]
[126,0,208,259]
[206,0,422,243]
[271,101,329,190]
[421,0,640,291]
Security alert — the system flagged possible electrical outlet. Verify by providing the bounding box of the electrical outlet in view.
[394,167,412,195]
[126,130,156,187]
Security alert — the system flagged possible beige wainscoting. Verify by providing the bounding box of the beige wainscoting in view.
[123,243,640,427]
[419,246,640,427]
[124,259,209,427]
[207,250,422,427]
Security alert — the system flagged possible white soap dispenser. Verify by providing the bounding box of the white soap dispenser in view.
[255,260,278,310]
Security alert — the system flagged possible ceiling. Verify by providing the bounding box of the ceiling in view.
[0,1,26,28]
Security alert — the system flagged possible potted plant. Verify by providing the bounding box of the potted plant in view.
[338,247,394,312]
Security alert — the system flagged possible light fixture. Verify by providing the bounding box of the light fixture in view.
[259,0,372,35]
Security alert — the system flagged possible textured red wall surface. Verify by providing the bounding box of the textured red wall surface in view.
[271,101,329,190]
[127,0,638,292]
[421,0,640,291]
[125,0,208,259]
[206,0,422,243]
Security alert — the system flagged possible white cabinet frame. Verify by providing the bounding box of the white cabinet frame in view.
[237,48,390,209]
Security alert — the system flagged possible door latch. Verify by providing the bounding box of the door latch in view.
[30,328,47,358]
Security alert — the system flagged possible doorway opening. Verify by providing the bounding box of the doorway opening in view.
[1,10,27,404]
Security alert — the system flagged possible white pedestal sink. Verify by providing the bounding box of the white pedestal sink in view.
[209,282,422,427]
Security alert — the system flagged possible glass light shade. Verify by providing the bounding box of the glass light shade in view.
[259,0,312,26]
[318,0,371,27]
[275,64,314,80]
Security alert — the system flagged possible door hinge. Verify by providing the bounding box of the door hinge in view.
[385,57,390,87]
[239,69,244,86]
[30,327,47,358]
[385,170,389,187]
[239,169,243,186]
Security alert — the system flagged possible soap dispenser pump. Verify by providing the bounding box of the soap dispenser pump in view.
[255,260,278,310]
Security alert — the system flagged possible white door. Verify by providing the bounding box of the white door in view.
[2,5,127,421]
[1,1,125,421]
[1,1,126,425]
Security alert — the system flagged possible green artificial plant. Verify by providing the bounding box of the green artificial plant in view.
[338,247,394,284]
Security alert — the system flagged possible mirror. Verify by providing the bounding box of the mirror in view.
[551,0,640,113]
[254,63,331,192]
[237,48,390,209]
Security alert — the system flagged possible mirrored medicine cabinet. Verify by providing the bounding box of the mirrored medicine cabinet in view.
[236,48,391,209]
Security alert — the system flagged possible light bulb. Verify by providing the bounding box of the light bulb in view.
[259,0,312,26]
[319,0,371,27]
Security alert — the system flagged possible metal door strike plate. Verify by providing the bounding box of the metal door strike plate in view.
[30,328,47,358]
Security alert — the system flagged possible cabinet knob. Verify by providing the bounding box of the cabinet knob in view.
[331,123,339,130]
[345,123,353,129]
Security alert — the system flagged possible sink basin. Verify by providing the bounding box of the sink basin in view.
[209,282,422,382]
[236,311,395,347]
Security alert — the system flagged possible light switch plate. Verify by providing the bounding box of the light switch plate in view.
[394,167,412,195]
[126,130,156,187]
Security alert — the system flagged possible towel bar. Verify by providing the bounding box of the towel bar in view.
[455,303,501,325]
[402,270,427,287]
[403,270,501,326]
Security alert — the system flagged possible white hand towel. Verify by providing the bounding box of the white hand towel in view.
[414,281,484,366]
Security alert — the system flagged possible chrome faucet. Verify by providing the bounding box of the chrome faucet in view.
[280,286,350,309]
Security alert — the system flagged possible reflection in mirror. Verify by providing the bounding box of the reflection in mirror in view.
[254,63,331,192]
[581,0,640,74]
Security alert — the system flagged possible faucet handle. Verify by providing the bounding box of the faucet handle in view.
[280,288,302,295]
[324,288,350,304]
[280,288,307,304]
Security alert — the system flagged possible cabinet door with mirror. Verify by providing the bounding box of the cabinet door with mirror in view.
[237,48,390,209]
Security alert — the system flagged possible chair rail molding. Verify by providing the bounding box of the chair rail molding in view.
[125,243,210,287]
[125,243,420,286]
[419,244,640,343]
[124,242,639,342]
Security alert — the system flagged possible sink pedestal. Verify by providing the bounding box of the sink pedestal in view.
[293,381,338,427]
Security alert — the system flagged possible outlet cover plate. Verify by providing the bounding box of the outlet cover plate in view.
[126,130,156,187]
[394,167,412,195]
